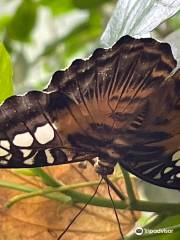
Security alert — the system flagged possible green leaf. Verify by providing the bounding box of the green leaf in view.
[29,168,60,187]
[137,215,180,240]
[72,0,110,9]
[0,15,11,32]
[12,169,39,177]
[34,9,101,67]
[61,10,102,63]
[152,215,180,240]
[168,12,180,31]
[39,0,73,15]
[7,0,37,42]
[0,43,13,103]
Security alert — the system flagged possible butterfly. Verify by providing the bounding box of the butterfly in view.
[0,35,179,190]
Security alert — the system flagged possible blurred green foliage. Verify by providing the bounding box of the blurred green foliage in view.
[168,12,180,31]
[0,0,179,93]
[6,0,37,42]
[0,1,180,238]
[139,215,180,240]
[39,0,73,15]
[0,42,13,102]
[157,11,180,38]
[0,0,115,92]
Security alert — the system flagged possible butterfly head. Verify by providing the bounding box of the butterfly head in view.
[94,156,117,176]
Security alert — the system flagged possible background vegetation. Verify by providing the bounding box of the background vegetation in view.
[0,0,180,239]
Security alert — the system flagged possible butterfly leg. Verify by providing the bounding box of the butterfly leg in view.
[103,175,126,201]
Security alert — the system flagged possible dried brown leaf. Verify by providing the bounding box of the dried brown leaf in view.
[0,163,140,240]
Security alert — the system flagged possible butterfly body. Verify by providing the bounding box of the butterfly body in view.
[0,35,180,189]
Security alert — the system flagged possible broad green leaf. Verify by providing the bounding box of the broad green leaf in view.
[0,42,13,103]
[101,0,180,47]
[7,0,37,42]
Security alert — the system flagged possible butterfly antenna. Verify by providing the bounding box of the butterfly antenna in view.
[107,182,124,240]
[57,177,103,240]
[103,176,126,201]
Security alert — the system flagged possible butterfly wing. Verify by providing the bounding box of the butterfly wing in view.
[47,36,177,149]
[0,35,177,173]
[118,70,180,189]
[0,90,71,168]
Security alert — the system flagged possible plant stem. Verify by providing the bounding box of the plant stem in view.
[5,177,120,208]
[1,176,180,215]
[0,179,71,204]
[4,177,180,215]
[132,200,180,214]
[121,167,136,203]
[0,179,36,192]
[30,168,60,187]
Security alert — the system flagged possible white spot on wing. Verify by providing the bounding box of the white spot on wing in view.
[34,123,54,144]
[153,172,161,179]
[172,151,180,161]
[0,160,8,165]
[0,147,9,156]
[0,140,10,150]
[24,158,34,165]
[45,149,54,164]
[176,173,180,178]
[175,160,180,167]
[21,149,32,158]
[13,132,34,147]
[5,155,11,160]
[164,167,173,174]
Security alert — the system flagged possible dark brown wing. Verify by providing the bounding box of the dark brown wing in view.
[0,35,177,170]
[119,70,180,189]
[48,36,176,142]
[0,91,70,168]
